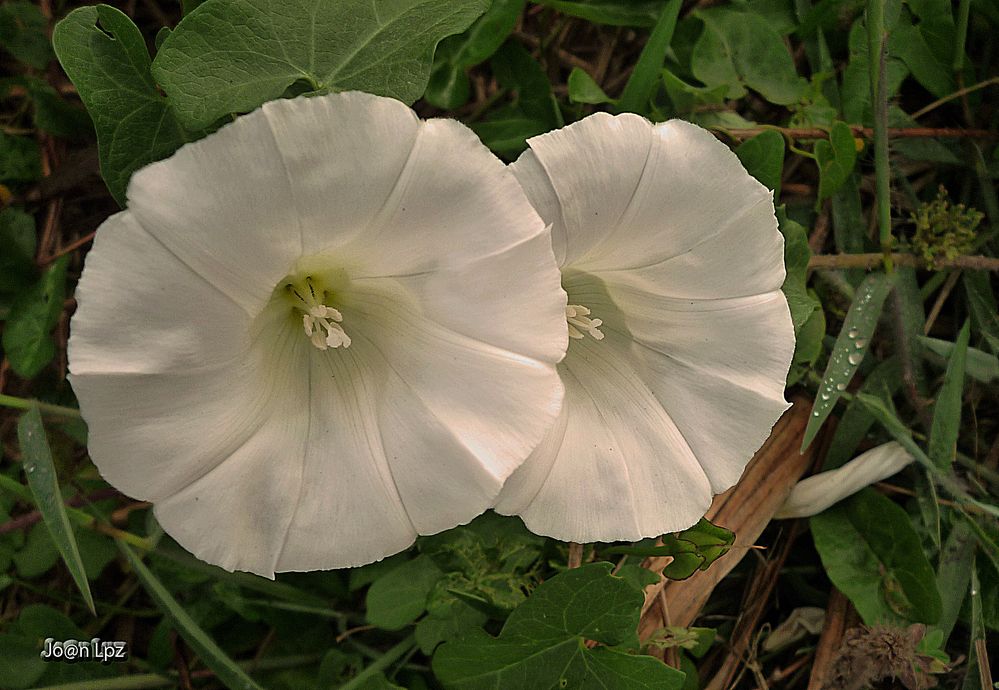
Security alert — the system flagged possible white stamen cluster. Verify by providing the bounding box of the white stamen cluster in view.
[566,304,604,341]
[287,278,351,350]
[303,304,351,350]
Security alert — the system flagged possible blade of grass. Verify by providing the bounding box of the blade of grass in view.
[340,634,416,690]
[17,404,95,615]
[614,0,680,114]
[118,541,266,690]
[867,0,893,270]
[802,272,893,451]
[928,321,970,470]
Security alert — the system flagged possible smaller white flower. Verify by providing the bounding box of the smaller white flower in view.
[495,113,795,543]
[776,442,914,519]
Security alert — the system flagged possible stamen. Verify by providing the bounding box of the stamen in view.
[284,276,351,350]
[566,304,604,341]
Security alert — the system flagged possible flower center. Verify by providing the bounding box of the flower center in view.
[566,304,604,341]
[284,275,351,350]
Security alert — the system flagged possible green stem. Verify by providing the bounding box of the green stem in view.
[867,0,893,271]
[953,0,971,72]
[0,394,81,419]
[340,635,417,690]
[0,474,151,550]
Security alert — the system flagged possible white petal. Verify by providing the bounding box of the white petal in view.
[277,281,565,570]
[343,118,552,279]
[776,442,914,519]
[68,212,248,375]
[513,115,777,279]
[565,271,792,495]
[495,324,713,542]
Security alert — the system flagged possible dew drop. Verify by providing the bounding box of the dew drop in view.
[855,338,867,349]
[848,352,863,365]
[813,411,820,417]
[26,466,35,474]
[820,392,830,401]
[836,383,847,391]
[847,327,859,339]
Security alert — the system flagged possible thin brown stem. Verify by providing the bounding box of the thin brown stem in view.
[809,253,999,271]
[714,125,998,141]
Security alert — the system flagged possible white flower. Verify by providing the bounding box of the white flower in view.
[494,114,795,542]
[776,442,914,519]
[68,92,567,577]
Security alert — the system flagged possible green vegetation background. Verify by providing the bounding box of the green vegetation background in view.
[0,0,997,688]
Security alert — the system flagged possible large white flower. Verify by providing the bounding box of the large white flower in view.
[68,92,567,577]
[495,114,795,542]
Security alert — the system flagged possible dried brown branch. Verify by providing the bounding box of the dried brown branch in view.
[809,253,999,271]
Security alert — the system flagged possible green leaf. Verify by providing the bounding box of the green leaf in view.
[491,42,561,128]
[776,207,819,335]
[0,633,46,690]
[0,131,41,183]
[567,68,613,104]
[12,522,60,578]
[787,301,825,386]
[53,5,195,205]
[433,562,685,689]
[736,130,785,196]
[822,357,902,471]
[935,520,975,643]
[119,542,266,690]
[691,7,807,105]
[811,489,943,625]
[366,554,443,631]
[607,519,735,580]
[2,256,68,378]
[0,1,53,68]
[153,0,489,131]
[801,272,893,451]
[17,405,95,615]
[615,0,681,114]
[814,121,858,201]
[0,208,36,295]
[927,321,970,470]
[890,21,955,99]
[534,0,664,27]
[919,336,999,384]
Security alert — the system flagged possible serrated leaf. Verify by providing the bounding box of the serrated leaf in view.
[53,5,196,206]
[119,542,266,690]
[811,488,942,625]
[928,321,970,470]
[691,7,807,105]
[567,67,613,104]
[153,0,489,131]
[736,129,785,196]
[433,563,684,689]
[815,121,858,201]
[801,272,893,452]
[17,405,95,615]
[606,519,735,580]
[2,256,67,378]
[615,0,681,114]
[366,554,443,631]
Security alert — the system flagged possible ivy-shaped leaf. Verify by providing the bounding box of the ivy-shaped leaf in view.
[736,130,785,196]
[53,5,196,205]
[433,563,685,689]
[815,121,859,201]
[2,256,68,378]
[152,0,490,131]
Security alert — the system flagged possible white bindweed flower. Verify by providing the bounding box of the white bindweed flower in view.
[68,92,568,577]
[495,113,795,542]
[776,442,914,518]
